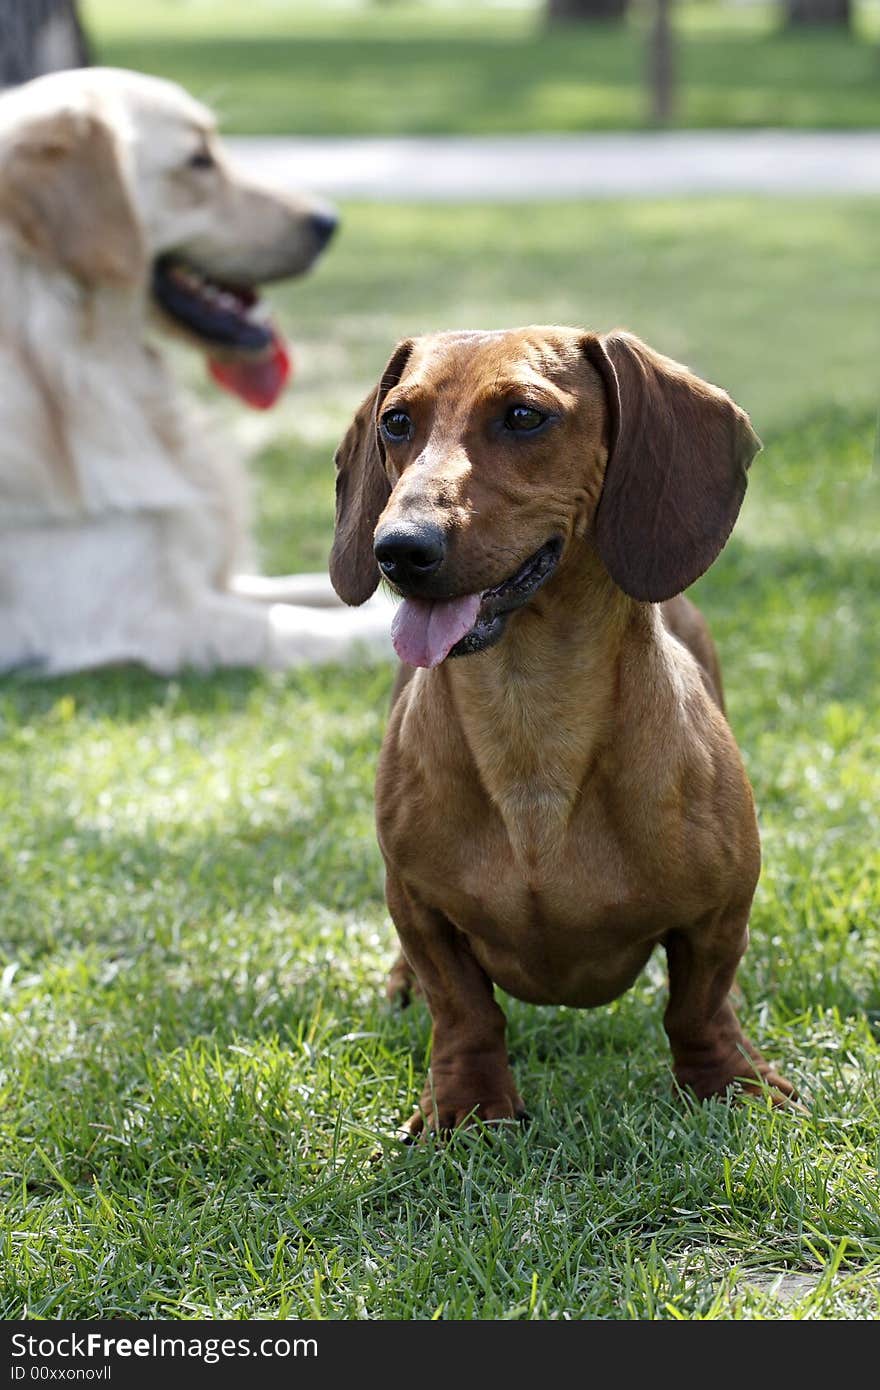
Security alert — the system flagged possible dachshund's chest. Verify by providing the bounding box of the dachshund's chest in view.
[380,773,671,1007]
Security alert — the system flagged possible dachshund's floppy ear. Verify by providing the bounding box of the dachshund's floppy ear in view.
[0,108,145,286]
[329,339,414,606]
[582,331,761,603]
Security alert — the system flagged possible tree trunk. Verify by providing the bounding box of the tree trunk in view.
[647,0,674,125]
[785,0,850,24]
[0,0,90,88]
[547,0,629,23]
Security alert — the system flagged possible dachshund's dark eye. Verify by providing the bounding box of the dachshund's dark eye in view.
[189,149,215,170]
[381,410,412,442]
[505,405,546,433]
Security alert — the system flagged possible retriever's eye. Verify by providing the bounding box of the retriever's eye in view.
[189,149,215,170]
[505,405,546,433]
[381,410,412,442]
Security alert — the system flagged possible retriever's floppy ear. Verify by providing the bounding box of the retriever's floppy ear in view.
[0,108,145,286]
[329,339,414,606]
[582,331,761,603]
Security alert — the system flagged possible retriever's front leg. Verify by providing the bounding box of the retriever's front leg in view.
[663,909,797,1104]
[229,572,346,608]
[386,872,525,1136]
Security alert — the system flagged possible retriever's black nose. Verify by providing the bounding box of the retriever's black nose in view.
[374,523,445,586]
[309,209,339,250]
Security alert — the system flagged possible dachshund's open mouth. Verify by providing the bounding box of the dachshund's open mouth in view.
[151,255,290,409]
[391,538,563,669]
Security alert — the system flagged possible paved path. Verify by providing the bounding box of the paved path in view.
[228,131,880,200]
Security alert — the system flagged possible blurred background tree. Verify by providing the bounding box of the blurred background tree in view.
[547,0,852,27]
[786,0,851,25]
[546,0,675,123]
[0,0,90,87]
[647,0,674,122]
[547,0,629,21]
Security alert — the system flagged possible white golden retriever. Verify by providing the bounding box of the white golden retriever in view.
[0,67,393,675]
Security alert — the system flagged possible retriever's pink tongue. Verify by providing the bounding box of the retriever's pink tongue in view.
[208,329,291,410]
[392,593,482,668]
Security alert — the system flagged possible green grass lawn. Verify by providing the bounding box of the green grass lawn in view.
[82,0,880,134]
[1,197,879,1319]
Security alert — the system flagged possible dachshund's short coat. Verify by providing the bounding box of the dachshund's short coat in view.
[331,327,795,1133]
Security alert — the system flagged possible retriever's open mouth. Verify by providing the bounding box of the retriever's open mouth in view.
[151,255,291,409]
[391,538,563,669]
[152,255,267,351]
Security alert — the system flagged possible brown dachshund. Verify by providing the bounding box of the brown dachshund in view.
[330,327,796,1135]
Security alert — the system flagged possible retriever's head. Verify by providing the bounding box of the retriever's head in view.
[0,67,336,406]
[330,328,760,668]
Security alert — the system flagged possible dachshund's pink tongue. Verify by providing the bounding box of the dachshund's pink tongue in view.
[208,331,291,410]
[392,593,482,668]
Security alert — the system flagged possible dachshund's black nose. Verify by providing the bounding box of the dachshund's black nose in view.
[309,209,339,251]
[374,523,445,586]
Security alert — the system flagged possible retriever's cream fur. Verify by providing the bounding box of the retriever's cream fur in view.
[0,67,393,675]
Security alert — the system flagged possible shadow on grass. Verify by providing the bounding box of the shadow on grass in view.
[0,665,265,723]
[0,659,394,728]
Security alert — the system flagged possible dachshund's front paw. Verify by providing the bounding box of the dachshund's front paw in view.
[399,1062,527,1140]
[675,1040,801,1109]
